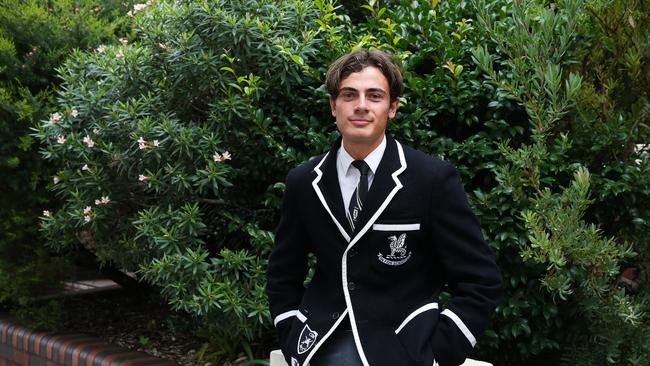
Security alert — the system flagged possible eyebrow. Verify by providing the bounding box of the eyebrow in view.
[339,87,388,95]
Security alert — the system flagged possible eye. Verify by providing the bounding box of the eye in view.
[341,91,356,101]
[368,93,384,101]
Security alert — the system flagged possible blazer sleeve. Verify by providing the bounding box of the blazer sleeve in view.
[265,168,310,348]
[428,162,503,366]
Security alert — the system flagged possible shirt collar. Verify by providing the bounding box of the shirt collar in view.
[338,135,386,176]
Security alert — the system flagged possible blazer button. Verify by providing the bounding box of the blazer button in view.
[348,281,356,291]
[331,312,340,320]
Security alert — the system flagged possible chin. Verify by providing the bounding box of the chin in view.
[347,134,378,145]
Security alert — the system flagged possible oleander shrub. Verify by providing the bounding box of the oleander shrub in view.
[34,0,329,358]
[0,0,127,312]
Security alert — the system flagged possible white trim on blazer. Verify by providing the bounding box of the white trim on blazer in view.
[372,223,421,231]
[312,151,351,243]
[441,309,477,347]
[302,309,349,366]
[274,310,305,326]
[395,302,439,334]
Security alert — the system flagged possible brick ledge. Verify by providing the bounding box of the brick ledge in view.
[0,317,177,366]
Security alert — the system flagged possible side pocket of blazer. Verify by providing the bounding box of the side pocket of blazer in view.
[278,310,308,360]
[394,302,439,365]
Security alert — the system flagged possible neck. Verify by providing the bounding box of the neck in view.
[342,136,385,160]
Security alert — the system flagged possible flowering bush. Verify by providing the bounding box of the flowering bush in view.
[34,0,326,354]
[0,0,127,316]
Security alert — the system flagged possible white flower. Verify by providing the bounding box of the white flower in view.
[116,50,124,59]
[214,151,231,162]
[95,196,111,205]
[69,109,79,117]
[83,206,93,223]
[138,136,148,149]
[96,45,106,53]
[56,135,66,144]
[152,140,160,147]
[119,37,128,45]
[48,112,62,125]
[83,135,95,148]
[158,43,168,49]
[92,128,100,134]
[53,176,60,184]
[82,164,90,171]
[43,210,51,217]
[138,174,149,181]
[133,3,147,12]
[126,10,133,17]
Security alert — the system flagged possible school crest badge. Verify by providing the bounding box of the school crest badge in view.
[297,324,318,354]
[378,233,412,266]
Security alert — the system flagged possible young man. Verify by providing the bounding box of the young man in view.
[266,49,502,366]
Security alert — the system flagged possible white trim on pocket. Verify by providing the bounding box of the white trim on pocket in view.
[273,309,307,326]
[296,310,307,323]
[372,223,420,231]
[441,309,476,347]
[395,302,439,334]
[274,310,298,326]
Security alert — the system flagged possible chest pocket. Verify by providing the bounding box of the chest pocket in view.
[370,219,423,273]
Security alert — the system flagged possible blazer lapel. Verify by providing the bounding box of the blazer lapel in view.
[311,136,408,245]
[311,138,350,242]
[349,136,407,244]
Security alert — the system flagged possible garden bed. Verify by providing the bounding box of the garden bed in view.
[59,290,202,366]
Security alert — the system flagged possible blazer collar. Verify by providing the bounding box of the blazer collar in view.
[311,135,407,243]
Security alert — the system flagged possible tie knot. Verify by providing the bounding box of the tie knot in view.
[352,160,370,176]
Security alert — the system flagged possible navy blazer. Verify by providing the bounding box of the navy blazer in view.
[266,136,502,366]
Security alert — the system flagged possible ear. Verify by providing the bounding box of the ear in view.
[329,96,337,117]
[388,97,400,118]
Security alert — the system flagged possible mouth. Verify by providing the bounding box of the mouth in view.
[349,118,372,127]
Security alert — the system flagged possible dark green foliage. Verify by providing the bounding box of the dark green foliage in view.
[0,0,127,309]
[34,0,326,358]
[473,0,650,364]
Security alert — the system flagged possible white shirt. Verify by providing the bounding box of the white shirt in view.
[336,135,387,211]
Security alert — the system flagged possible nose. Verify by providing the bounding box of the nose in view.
[354,95,368,112]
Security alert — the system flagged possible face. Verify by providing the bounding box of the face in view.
[329,66,399,156]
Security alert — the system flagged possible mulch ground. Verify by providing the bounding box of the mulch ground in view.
[59,289,207,366]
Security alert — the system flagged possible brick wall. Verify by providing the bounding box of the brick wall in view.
[0,317,177,366]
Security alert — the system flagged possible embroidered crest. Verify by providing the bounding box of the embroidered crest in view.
[291,357,300,366]
[378,233,412,266]
[297,324,318,354]
[352,207,359,220]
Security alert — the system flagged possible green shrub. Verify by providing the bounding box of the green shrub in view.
[0,0,127,310]
[34,0,328,358]
[473,0,650,364]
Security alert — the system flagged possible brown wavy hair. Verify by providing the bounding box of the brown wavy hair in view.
[325,48,403,103]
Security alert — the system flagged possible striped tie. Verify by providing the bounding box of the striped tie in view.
[347,160,370,232]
